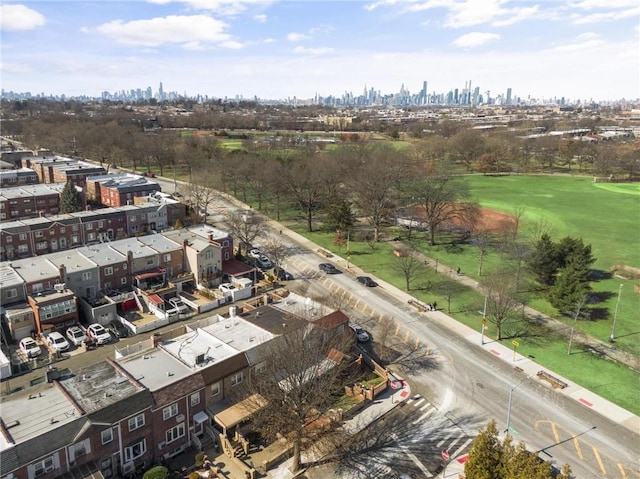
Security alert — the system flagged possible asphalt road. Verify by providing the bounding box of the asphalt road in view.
[112,172,640,478]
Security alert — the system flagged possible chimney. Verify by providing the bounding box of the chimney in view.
[58,264,67,283]
[208,233,214,243]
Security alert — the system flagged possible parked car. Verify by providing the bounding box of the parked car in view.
[46,331,70,352]
[319,263,340,274]
[66,326,87,346]
[107,320,130,339]
[87,323,112,345]
[256,255,273,269]
[19,337,41,358]
[248,248,262,259]
[349,323,370,343]
[356,276,377,287]
[168,297,189,314]
[219,283,237,293]
[274,267,293,281]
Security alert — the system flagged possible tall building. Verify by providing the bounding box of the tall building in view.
[506,88,512,105]
[158,82,164,101]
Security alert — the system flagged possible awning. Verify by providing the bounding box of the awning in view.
[147,294,163,306]
[193,411,209,424]
[222,259,255,277]
[213,393,267,430]
[134,268,166,280]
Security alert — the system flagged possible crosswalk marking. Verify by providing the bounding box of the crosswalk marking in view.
[447,436,462,450]
[419,403,431,411]
[451,438,473,459]
[412,397,426,408]
[436,432,455,448]
[412,405,436,425]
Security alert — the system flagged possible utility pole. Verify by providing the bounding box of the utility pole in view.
[610,284,623,342]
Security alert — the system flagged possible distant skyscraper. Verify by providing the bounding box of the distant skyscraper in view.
[158,82,164,101]
[506,88,512,105]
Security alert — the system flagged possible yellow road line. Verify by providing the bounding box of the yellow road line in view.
[617,463,627,479]
[593,447,607,476]
[573,437,583,460]
[353,299,360,309]
[551,422,560,443]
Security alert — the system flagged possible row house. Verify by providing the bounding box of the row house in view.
[23,155,106,187]
[86,174,161,208]
[164,229,223,287]
[0,293,351,478]
[0,203,186,261]
[0,183,84,222]
[0,360,154,479]
[0,167,38,187]
[134,193,185,230]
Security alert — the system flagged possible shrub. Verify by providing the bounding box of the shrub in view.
[142,466,169,479]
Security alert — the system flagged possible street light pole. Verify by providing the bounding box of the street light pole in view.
[505,376,530,433]
[610,284,623,342]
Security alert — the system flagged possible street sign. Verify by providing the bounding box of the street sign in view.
[512,340,520,347]
[441,450,450,461]
[481,318,487,325]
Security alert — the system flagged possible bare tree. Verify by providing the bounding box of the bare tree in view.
[181,174,219,223]
[236,322,355,473]
[409,174,479,246]
[567,294,590,355]
[393,250,423,291]
[223,209,266,256]
[376,316,397,364]
[480,269,522,340]
[281,155,328,232]
[260,236,294,271]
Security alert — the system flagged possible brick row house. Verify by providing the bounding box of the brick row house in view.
[0,183,85,222]
[22,155,106,187]
[85,174,161,208]
[0,168,38,187]
[0,293,352,479]
[0,226,243,341]
[0,198,186,261]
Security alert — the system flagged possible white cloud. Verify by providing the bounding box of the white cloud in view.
[146,0,272,16]
[220,40,244,49]
[0,4,45,31]
[254,14,267,23]
[93,15,230,47]
[452,32,500,48]
[549,36,604,52]
[492,5,540,27]
[263,37,276,44]
[0,62,33,73]
[444,0,508,28]
[570,0,638,10]
[571,6,640,24]
[293,46,334,55]
[287,32,310,42]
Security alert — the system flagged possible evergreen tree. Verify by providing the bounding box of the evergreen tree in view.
[59,181,83,214]
[323,199,356,233]
[465,420,572,479]
[527,233,560,286]
[548,254,591,316]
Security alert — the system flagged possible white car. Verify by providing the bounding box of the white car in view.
[46,332,70,352]
[66,326,87,346]
[87,323,111,345]
[256,255,273,269]
[19,337,42,358]
[248,248,262,259]
[219,283,237,294]
[349,323,370,343]
[168,297,189,314]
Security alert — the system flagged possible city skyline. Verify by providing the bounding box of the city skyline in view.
[1,0,639,102]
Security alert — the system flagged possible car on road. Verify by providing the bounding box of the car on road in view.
[168,297,189,314]
[46,332,70,352]
[19,337,42,358]
[107,320,130,339]
[349,323,370,343]
[66,326,87,346]
[248,248,262,259]
[87,323,112,345]
[319,263,340,274]
[356,276,377,287]
[274,267,293,281]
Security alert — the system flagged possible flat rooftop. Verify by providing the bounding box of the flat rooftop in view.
[109,237,158,259]
[9,257,59,283]
[0,382,80,450]
[116,347,193,391]
[76,244,127,266]
[60,361,144,414]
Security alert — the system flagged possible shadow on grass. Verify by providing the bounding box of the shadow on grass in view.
[588,307,610,321]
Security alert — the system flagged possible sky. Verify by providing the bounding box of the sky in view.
[1,0,639,102]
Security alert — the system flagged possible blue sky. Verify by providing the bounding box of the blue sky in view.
[1,0,638,102]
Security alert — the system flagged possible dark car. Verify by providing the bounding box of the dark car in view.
[274,267,293,281]
[319,263,340,274]
[107,320,130,339]
[357,276,377,287]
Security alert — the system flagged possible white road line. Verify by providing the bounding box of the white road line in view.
[451,438,474,459]
[412,398,426,408]
[447,436,462,451]
[391,433,434,478]
[419,403,431,411]
[412,406,436,425]
[436,432,455,448]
